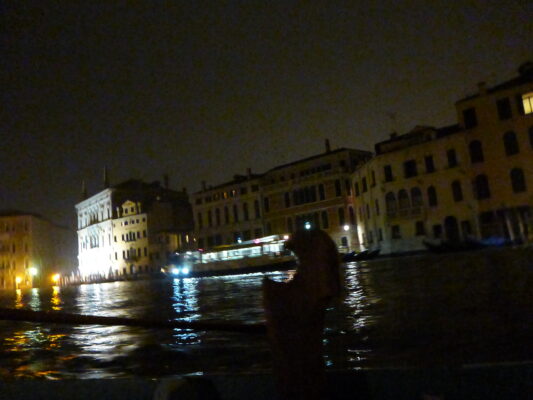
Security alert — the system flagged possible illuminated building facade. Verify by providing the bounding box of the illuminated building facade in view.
[75,178,193,279]
[352,62,533,253]
[0,210,76,289]
[260,142,372,252]
[192,170,264,249]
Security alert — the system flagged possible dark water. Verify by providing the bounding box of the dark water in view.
[0,247,531,379]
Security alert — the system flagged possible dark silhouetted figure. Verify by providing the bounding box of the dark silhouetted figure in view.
[263,230,340,400]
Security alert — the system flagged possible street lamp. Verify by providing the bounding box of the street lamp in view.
[29,267,38,277]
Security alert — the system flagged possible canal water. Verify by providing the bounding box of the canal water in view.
[0,247,531,379]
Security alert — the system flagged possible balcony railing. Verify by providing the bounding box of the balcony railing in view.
[387,206,424,220]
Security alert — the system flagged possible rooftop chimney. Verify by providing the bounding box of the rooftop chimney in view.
[325,139,331,153]
[103,166,109,188]
[81,180,87,200]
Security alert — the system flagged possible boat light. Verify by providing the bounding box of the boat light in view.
[283,235,289,240]
[171,268,180,275]
[181,267,190,275]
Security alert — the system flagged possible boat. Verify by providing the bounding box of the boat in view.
[167,235,296,278]
[423,236,517,254]
[342,248,380,262]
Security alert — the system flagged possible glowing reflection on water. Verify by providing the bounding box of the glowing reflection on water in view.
[171,277,200,345]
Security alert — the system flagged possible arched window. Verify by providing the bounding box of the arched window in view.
[474,174,491,199]
[503,131,519,156]
[469,140,484,163]
[411,187,423,207]
[510,168,526,193]
[427,186,438,206]
[385,192,396,215]
[451,180,463,202]
[398,189,410,209]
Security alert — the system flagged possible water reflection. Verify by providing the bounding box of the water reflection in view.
[0,247,531,378]
[171,278,200,345]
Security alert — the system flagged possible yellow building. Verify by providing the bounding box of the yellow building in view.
[352,62,533,254]
[76,178,193,280]
[0,211,76,289]
[192,169,264,249]
[260,142,372,252]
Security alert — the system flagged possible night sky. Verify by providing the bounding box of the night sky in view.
[1,1,531,227]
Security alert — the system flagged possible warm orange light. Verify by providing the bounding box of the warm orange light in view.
[15,276,22,284]
[51,274,60,283]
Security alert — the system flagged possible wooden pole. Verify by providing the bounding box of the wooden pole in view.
[0,307,266,334]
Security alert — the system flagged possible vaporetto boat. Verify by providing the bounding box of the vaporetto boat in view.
[168,234,296,278]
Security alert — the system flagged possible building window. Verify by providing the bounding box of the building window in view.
[345,180,352,196]
[461,220,472,237]
[321,211,329,229]
[233,205,239,222]
[224,206,230,224]
[398,189,410,209]
[384,165,393,182]
[411,187,423,207]
[362,177,368,192]
[391,225,401,239]
[433,224,442,239]
[403,160,417,178]
[338,208,345,226]
[427,186,438,207]
[354,182,360,196]
[371,171,376,187]
[335,180,341,196]
[521,92,533,114]
[447,149,458,167]
[415,221,425,236]
[284,192,291,208]
[385,192,396,215]
[425,155,435,173]
[378,228,383,241]
[452,180,463,202]
[469,140,484,163]
[215,208,221,226]
[375,199,380,216]
[510,168,526,193]
[473,174,491,199]
[318,184,325,200]
[254,201,261,218]
[463,107,477,129]
[349,207,356,225]
[263,197,270,213]
[207,210,213,227]
[496,97,512,120]
[503,131,519,155]
[529,126,533,148]
[243,203,249,221]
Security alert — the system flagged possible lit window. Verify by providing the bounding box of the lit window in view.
[522,92,533,114]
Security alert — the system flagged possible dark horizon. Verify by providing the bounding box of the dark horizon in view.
[1,1,531,227]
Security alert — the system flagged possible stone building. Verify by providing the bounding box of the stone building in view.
[75,177,193,280]
[191,143,372,252]
[191,170,264,249]
[351,62,533,254]
[260,142,372,252]
[0,210,76,289]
